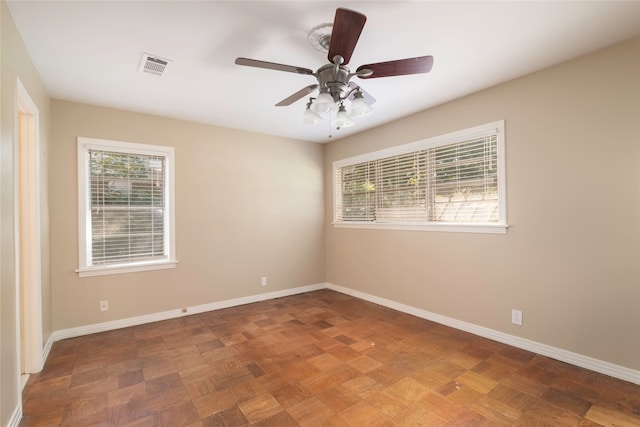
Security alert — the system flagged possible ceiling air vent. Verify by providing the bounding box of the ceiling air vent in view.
[139,53,170,76]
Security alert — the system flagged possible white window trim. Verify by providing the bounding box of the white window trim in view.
[332,121,508,234]
[76,137,177,277]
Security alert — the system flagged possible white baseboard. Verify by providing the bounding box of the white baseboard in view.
[21,374,29,391]
[41,333,54,367]
[52,283,326,342]
[6,405,21,427]
[49,281,639,386]
[326,283,640,386]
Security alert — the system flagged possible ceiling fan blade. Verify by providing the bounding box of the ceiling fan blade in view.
[356,56,434,79]
[347,82,376,105]
[328,8,367,65]
[275,84,319,106]
[235,57,314,75]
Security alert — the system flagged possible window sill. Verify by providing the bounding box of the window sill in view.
[76,260,178,277]
[332,222,508,234]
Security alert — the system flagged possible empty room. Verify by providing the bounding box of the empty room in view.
[1,1,639,426]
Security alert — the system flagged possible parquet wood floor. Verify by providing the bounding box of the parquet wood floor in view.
[21,290,640,426]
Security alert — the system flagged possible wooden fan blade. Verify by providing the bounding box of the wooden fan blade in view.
[347,82,376,105]
[356,56,434,79]
[327,8,367,65]
[275,84,319,106]
[235,57,314,75]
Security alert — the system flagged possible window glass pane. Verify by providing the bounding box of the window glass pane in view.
[89,149,167,265]
[340,162,376,221]
[376,152,427,222]
[431,136,498,223]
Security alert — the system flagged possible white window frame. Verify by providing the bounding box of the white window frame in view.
[77,137,177,277]
[332,121,508,234]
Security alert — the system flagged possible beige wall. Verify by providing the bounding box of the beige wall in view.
[325,38,640,371]
[1,1,52,424]
[50,101,325,331]
[2,8,637,426]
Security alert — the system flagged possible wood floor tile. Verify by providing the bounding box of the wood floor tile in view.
[417,390,469,420]
[395,403,447,426]
[521,400,584,425]
[107,392,152,426]
[542,387,592,417]
[307,353,344,371]
[279,359,320,382]
[251,410,299,427]
[486,382,536,411]
[60,395,107,426]
[287,397,334,424]
[299,365,360,394]
[270,382,311,408]
[471,395,522,425]
[237,393,283,423]
[316,387,360,414]
[455,369,498,394]
[192,389,237,419]
[584,404,640,427]
[366,386,415,418]
[229,378,268,402]
[341,374,385,398]
[365,365,406,387]
[339,401,398,427]
[471,359,517,382]
[500,372,550,398]
[347,355,384,373]
[153,401,200,427]
[200,405,248,426]
[20,289,640,426]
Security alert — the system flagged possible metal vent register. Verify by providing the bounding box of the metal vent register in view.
[139,53,170,76]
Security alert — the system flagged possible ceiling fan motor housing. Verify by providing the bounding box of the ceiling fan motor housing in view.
[316,63,352,102]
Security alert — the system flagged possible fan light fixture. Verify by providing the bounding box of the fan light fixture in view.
[305,86,371,129]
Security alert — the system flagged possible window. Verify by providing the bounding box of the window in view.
[333,121,507,233]
[77,137,177,276]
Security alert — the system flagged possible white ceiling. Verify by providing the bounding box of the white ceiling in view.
[6,1,640,143]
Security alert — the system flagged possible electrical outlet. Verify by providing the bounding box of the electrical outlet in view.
[511,309,523,326]
[261,276,267,286]
[99,300,109,312]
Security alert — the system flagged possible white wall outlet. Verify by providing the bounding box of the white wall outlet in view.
[261,276,267,286]
[511,309,523,326]
[99,300,109,312]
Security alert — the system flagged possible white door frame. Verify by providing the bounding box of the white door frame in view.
[15,78,43,379]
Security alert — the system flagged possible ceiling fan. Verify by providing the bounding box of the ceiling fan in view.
[235,8,434,129]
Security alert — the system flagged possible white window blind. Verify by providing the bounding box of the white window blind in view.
[77,137,176,277]
[334,121,506,233]
[89,150,166,264]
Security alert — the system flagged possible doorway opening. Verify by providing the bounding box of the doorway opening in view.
[16,79,43,388]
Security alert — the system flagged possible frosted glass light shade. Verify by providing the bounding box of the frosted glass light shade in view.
[302,107,323,125]
[334,105,355,128]
[311,92,337,113]
[350,93,373,117]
